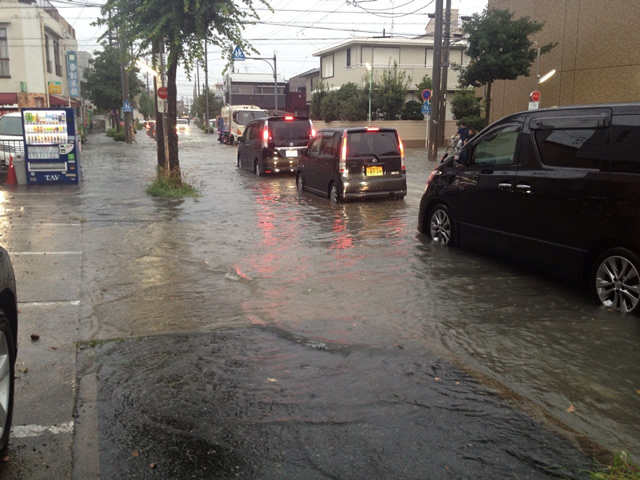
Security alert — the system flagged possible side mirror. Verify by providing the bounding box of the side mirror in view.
[237,137,244,144]
[300,147,308,156]
[455,149,470,165]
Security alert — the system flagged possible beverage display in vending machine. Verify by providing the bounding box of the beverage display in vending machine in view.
[21,108,81,184]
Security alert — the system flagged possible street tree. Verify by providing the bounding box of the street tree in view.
[96,0,270,182]
[83,45,143,131]
[137,91,155,120]
[450,89,484,131]
[192,89,224,124]
[374,62,411,120]
[457,8,556,121]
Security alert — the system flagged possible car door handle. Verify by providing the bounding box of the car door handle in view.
[498,182,512,190]
[516,184,532,191]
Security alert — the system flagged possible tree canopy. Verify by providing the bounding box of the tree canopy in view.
[95,0,270,179]
[457,8,555,120]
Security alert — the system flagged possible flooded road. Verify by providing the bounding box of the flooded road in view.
[2,126,638,477]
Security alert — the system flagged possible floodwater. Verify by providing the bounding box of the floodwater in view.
[3,126,639,476]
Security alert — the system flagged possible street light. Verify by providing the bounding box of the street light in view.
[365,62,372,125]
[539,69,556,84]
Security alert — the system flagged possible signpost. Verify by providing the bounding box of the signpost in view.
[528,90,541,111]
[158,87,168,99]
[421,89,432,102]
[233,46,246,61]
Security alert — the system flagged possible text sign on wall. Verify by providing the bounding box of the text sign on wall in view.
[66,51,80,98]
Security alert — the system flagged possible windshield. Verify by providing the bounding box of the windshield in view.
[177,119,189,125]
[347,131,399,156]
[236,110,268,126]
[0,115,23,136]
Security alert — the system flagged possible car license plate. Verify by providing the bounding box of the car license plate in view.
[285,149,298,157]
[366,166,383,176]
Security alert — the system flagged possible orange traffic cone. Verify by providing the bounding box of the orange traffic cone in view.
[4,155,17,185]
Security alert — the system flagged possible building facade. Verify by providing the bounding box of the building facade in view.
[0,0,81,114]
[223,72,287,113]
[488,0,640,122]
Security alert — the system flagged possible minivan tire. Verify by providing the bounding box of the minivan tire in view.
[237,155,241,169]
[591,248,640,314]
[0,310,15,455]
[428,204,453,246]
[296,172,304,192]
[329,183,341,203]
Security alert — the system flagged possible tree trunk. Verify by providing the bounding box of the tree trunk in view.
[167,59,181,182]
[485,81,492,124]
[152,39,166,174]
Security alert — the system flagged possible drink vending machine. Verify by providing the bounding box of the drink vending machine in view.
[21,107,81,184]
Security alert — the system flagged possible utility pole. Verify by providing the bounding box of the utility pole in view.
[428,0,443,157]
[119,21,132,144]
[438,0,452,149]
[204,40,210,129]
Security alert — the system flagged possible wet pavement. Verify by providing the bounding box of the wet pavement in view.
[0,126,638,478]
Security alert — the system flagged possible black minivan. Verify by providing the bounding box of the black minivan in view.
[418,103,640,314]
[296,126,407,202]
[237,116,315,175]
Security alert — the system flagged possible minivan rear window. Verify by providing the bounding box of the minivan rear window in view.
[270,119,311,145]
[347,131,399,157]
[235,110,269,126]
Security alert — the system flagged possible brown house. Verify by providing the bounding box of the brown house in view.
[488,0,640,122]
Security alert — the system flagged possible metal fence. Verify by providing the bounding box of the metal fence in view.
[0,139,25,167]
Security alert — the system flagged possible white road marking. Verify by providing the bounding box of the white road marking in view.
[12,421,74,438]
[19,300,80,307]
[10,251,82,255]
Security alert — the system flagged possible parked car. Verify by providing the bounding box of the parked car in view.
[0,112,24,167]
[296,126,407,202]
[0,246,17,454]
[418,103,640,314]
[237,116,315,175]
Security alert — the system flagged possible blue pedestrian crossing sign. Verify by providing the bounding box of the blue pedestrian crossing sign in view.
[122,100,133,112]
[421,102,431,115]
[233,45,246,61]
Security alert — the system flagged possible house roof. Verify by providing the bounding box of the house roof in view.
[228,72,286,84]
[312,35,466,58]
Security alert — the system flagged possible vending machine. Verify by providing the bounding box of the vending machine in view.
[21,108,81,184]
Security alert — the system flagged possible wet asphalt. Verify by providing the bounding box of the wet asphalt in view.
[0,126,635,479]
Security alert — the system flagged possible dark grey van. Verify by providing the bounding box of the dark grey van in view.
[237,116,314,175]
[296,127,407,202]
[418,103,640,314]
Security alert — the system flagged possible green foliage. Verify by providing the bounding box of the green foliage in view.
[84,45,144,114]
[137,91,155,119]
[588,452,640,480]
[374,62,411,120]
[451,90,482,119]
[336,83,367,121]
[191,88,224,121]
[310,82,328,120]
[401,100,424,120]
[146,172,201,199]
[320,93,339,122]
[458,8,556,87]
[415,74,432,92]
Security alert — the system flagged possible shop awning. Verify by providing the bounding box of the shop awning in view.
[49,94,81,108]
[0,93,18,105]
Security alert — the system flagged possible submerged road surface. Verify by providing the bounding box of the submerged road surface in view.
[1,127,637,478]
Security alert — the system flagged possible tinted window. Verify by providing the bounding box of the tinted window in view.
[320,133,338,156]
[472,125,519,165]
[0,116,23,136]
[346,131,399,157]
[308,136,322,156]
[236,110,268,125]
[534,128,606,170]
[269,119,311,145]
[611,114,640,174]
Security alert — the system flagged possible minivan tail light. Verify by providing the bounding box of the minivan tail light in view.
[284,116,294,120]
[310,120,316,138]
[340,131,348,176]
[262,121,269,148]
[366,127,380,132]
[398,134,405,171]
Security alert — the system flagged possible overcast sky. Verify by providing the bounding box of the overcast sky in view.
[52,0,487,104]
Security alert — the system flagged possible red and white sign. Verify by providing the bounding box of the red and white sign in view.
[158,87,168,99]
[530,90,541,102]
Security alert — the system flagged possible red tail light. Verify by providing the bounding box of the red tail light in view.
[366,127,380,132]
[398,134,406,170]
[262,122,269,148]
[310,120,316,138]
[340,131,348,176]
[284,116,294,120]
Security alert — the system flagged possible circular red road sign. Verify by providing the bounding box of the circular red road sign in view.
[158,87,168,99]
[530,90,541,102]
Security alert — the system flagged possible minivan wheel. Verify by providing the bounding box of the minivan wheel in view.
[237,155,241,169]
[592,248,640,314]
[0,310,15,455]
[296,172,304,192]
[428,204,453,246]
[329,183,341,203]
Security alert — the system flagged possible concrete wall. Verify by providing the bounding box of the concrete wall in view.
[312,119,457,148]
[488,0,640,122]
